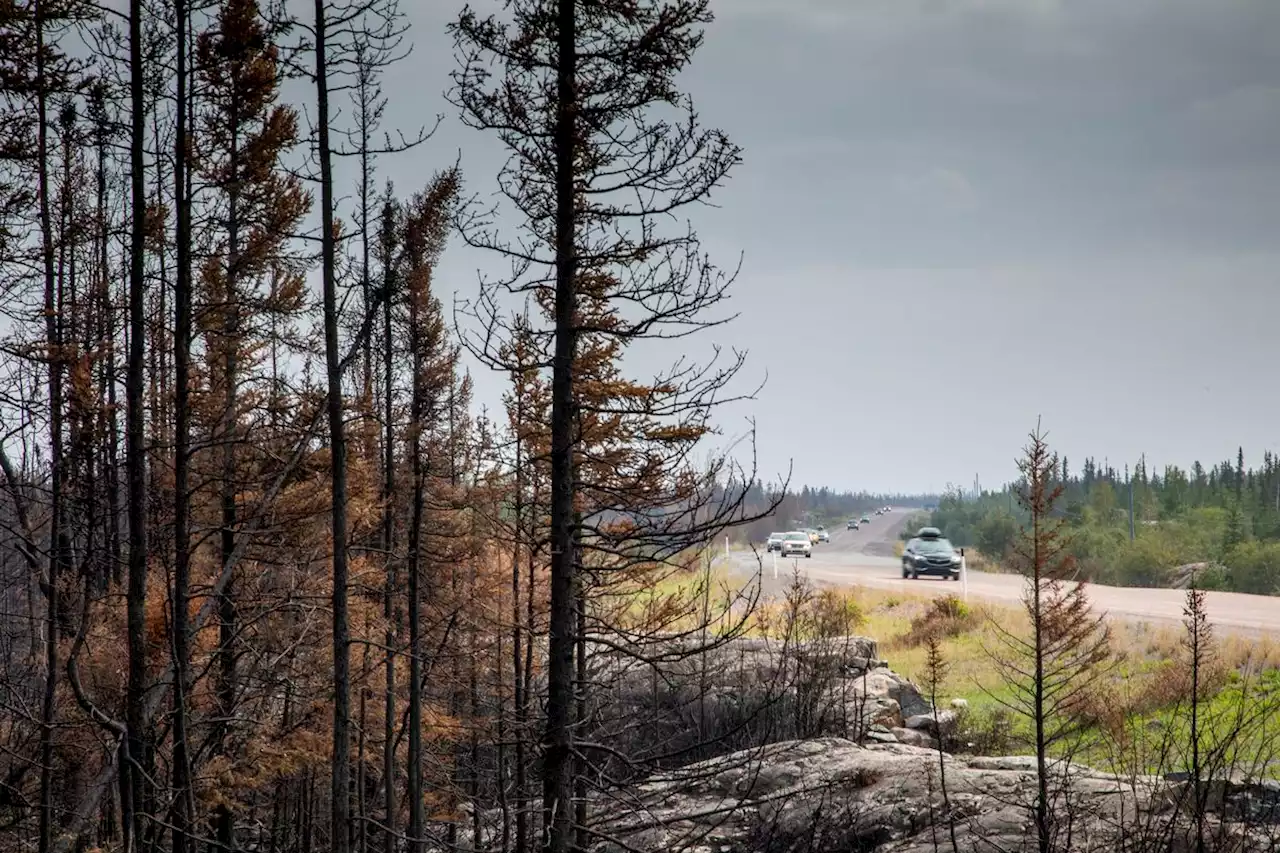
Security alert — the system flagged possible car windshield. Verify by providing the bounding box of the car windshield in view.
[785,532,809,542]
[769,533,783,539]
[915,538,954,555]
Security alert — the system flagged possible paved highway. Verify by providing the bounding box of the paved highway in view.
[734,509,1280,636]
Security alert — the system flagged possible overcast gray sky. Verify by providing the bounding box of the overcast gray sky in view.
[362,0,1280,494]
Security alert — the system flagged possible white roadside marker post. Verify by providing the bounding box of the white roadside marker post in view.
[772,549,777,580]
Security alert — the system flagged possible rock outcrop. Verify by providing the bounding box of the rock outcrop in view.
[596,737,1280,853]
[587,634,942,749]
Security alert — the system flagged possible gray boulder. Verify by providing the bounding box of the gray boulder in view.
[1164,772,1280,825]
[850,669,932,722]
[864,726,899,745]
[905,709,958,736]
[598,633,932,744]
[890,727,937,749]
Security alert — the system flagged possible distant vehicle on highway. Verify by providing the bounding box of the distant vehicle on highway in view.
[801,529,820,545]
[883,506,892,512]
[846,519,859,530]
[874,509,883,516]
[816,528,829,543]
[780,531,813,558]
[860,515,871,524]
[902,526,961,581]
[766,532,784,552]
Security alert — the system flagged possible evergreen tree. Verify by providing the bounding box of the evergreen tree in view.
[1222,500,1248,557]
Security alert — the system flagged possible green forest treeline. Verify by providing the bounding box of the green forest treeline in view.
[921,449,1280,595]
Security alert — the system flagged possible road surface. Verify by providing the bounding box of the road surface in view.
[735,509,1280,636]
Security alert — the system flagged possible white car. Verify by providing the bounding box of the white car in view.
[766,532,785,552]
[780,531,812,559]
[816,528,830,543]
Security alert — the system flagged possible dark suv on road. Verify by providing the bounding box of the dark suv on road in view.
[902,527,961,581]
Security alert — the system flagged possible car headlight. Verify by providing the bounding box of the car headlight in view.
[952,555,961,564]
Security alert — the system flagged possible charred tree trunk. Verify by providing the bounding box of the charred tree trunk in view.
[523,480,538,849]
[357,685,368,853]
[571,507,586,852]
[89,88,121,592]
[469,552,482,848]
[171,1,195,850]
[379,196,398,853]
[509,418,525,853]
[313,4,353,851]
[573,575,586,853]
[447,380,461,852]
[542,0,579,849]
[215,81,243,853]
[126,0,151,848]
[35,3,64,849]
[406,285,425,853]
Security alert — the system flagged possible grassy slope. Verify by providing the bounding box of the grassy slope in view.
[860,586,1280,778]
[625,564,1280,779]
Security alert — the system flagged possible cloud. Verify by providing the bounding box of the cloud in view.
[1178,84,1280,159]
[893,168,980,212]
[689,0,1280,262]
[395,0,1280,491]
[718,0,1064,28]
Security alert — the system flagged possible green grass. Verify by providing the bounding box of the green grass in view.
[611,562,1280,778]
[1073,666,1280,780]
[852,587,1280,779]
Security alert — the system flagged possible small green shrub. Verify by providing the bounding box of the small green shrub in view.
[896,594,977,649]
[804,588,864,639]
[1223,541,1280,595]
[957,706,1019,755]
[929,594,971,622]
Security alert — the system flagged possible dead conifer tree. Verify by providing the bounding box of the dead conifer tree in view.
[400,170,460,853]
[171,1,194,851]
[288,1,433,843]
[125,0,151,847]
[193,3,312,846]
[1181,577,1215,853]
[449,2,778,850]
[921,632,959,853]
[986,422,1112,853]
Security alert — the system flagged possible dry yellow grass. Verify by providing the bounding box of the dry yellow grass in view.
[621,561,1279,713]
[749,583,1280,709]
[1110,619,1280,674]
[620,565,1280,773]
